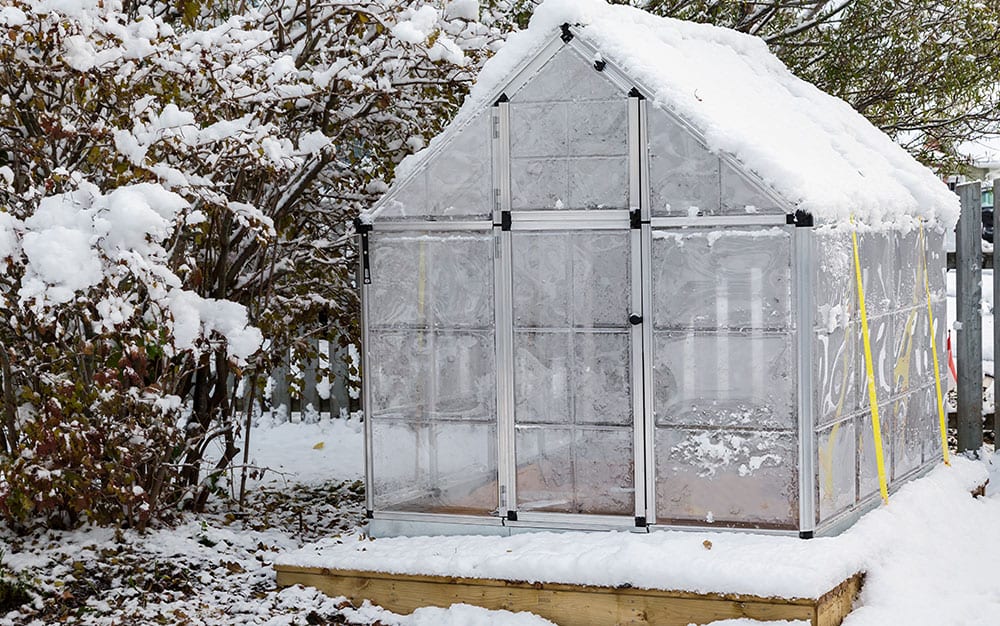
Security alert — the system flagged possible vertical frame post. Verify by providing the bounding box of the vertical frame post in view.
[639,97,656,525]
[359,235,375,517]
[794,222,816,537]
[493,98,517,518]
[994,179,1000,442]
[627,91,647,526]
[956,182,983,454]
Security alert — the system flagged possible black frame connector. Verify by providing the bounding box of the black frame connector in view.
[560,23,574,43]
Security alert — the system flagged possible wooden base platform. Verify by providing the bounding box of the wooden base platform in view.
[275,565,863,626]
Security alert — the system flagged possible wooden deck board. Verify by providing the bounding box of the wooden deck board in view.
[275,564,863,626]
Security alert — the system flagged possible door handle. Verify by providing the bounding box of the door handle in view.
[629,314,643,325]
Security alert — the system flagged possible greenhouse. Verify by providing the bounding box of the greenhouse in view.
[356,2,958,538]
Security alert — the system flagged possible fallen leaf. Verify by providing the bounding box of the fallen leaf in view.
[313,441,325,450]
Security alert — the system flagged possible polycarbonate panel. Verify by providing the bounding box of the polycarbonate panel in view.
[890,392,922,480]
[652,331,794,430]
[865,314,894,401]
[857,406,892,500]
[915,384,945,463]
[511,46,621,104]
[513,231,630,328]
[859,230,895,317]
[650,229,792,330]
[372,419,498,514]
[647,106,720,216]
[515,425,634,515]
[892,307,934,398]
[375,113,492,220]
[720,161,783,215]
[509,47,627,210]
[655,427,797,527]
[813,228,856,318]
[369,330,495,421]
[511,227,634,517]
[893,230,923,309]
[816,417,856,522]
[370,232,493,328]
[814,321,862,426]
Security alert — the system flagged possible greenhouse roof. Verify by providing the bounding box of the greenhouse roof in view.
[386,0,958,227]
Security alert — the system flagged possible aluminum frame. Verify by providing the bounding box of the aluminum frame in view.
[794,226,817,534]
[509,210,630,230]
[494,99,517,518]
[359,236,375,515]
[650,215,788,228]
[628,93,647,524]
[373,220,492,232]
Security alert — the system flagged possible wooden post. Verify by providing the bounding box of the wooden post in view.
[994,178,1000,440]
[271,346,291,421]
[301,338,321,421]
[956,182,983,454]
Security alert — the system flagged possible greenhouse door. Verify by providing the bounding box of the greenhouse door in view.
[502,211,644,523]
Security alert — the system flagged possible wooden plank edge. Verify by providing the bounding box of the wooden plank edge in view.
[814,572,864,626]
[274,563,851,607]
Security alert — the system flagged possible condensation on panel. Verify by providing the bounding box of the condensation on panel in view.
[509,47,627,210]
[857,406,892,501]
[513,330,572,425]
[915,383,945,464]
[813,228,857,323]
[573,332,631,426]
[511,46,622,104]
[512,232,573,328]
[816,417,856,523]
[370,232,493,329]
[515,425,633,515]
[650,229,792,330]
[925,226,947,303]
[646,106,720,216]
[655,427,797,527]
[652,331,794,430]
[720,161,784,215]
[513,231,630,329]
[893,230,924,310]
[862,314,893,401]
[890,392,922,481]
[372,419,498,514]
[368,330,495,421]
[814,322,861,427]
[376,113,492,220]
[892,307,934,399]
[859,230,895,318]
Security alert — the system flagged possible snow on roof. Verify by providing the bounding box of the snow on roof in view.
[397,0,958,227]
[958,134,1000,169]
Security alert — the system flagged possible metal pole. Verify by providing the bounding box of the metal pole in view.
[994,178,1000,441]
[955,182,983,454]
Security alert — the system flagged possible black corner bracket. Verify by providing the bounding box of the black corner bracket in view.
[494,93,509,106]
[635,516,647,528]
[365,509,374,519]
[560,23,574,43]
[352,216,373,233]
[500,210,512,231]
[799,530,814,540]
[787,209,814,227]
[506,510,518,522]
[628,86,645,100]
[594,59,606,72]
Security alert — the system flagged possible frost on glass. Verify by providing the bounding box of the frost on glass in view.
[369,232,493,328]
[813,228,856,319]
[509,47,627,210]
[372,419,498,514]
[857,406,892,500]
[573,332,631,426]
[514,331,572,425]
[369,330,495,421]
[655,428,797,527]
[864,314,893,400]
[650,229,792,330]
[515,426,634,515]
[652,331,794,430]
[816,417,856,522]
[646,107,720,216]
[890,393,922,481]
[720,161,784,215]
[814,322,861,426]
[376,113,492,220]
[894,230,923,309]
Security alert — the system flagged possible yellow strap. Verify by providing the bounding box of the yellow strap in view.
[851,222,890,504]
[919,219,951,466]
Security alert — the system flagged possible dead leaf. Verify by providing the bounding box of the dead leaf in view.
[702,540,713,550]
[312,441,325,450]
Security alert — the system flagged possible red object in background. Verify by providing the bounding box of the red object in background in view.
[947,331,958,383]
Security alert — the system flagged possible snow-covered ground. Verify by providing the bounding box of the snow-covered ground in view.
[5,414,1000,625]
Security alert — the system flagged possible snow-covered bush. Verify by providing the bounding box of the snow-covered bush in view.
[0,0,506,528]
